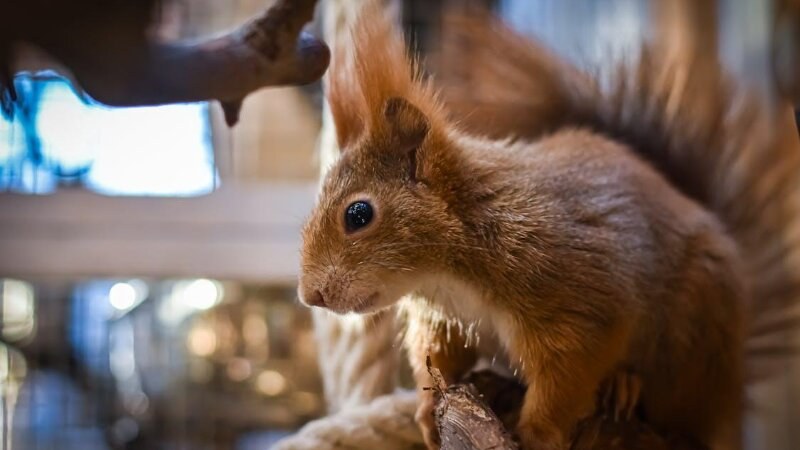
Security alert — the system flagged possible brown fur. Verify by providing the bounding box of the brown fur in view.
[300,3,800,450]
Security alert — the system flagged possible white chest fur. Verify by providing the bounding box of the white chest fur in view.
[412,274,516,374]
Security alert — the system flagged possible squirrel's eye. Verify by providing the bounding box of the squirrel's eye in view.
[345,201,374,233]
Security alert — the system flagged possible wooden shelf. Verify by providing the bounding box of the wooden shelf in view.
[0,182,317,282]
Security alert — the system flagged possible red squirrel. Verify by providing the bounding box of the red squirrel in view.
[299,3,800,450]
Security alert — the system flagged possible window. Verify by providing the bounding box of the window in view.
[0,75,218,197]
[499,0,647,66]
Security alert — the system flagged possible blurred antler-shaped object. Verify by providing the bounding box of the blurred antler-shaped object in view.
[3,0,329,126]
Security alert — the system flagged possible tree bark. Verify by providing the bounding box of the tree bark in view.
[432,368,708,450]
[3,0,329,126]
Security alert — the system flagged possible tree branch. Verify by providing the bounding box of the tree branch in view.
[21,0,329,126]
[432,368,708,450]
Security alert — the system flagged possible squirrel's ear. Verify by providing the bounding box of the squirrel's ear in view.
[384,97,429,152]
[384,97,429,182]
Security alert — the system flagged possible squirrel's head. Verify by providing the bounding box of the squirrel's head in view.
[298,2,465,314]
[299,96,466,314]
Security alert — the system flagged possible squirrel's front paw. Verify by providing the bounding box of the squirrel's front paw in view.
[415,391,440,450]
[516,421,565,450]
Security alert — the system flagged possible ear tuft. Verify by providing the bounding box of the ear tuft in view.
[384,97,430,150]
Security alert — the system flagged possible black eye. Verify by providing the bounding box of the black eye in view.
[345,201,374,232]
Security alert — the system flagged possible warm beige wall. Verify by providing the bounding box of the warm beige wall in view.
[211,88,321,183]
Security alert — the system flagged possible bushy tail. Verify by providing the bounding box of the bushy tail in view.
[430,10,800,383]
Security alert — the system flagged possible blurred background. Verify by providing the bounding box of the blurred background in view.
[0,0,798,449]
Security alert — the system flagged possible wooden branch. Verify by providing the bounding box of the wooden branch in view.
[428,363,518,450]
[7,0,329,126]
[431,368,708,450]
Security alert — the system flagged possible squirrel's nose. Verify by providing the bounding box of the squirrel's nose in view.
[306,290,326,307]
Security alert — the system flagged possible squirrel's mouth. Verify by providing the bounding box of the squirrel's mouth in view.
[350,291,381,314]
